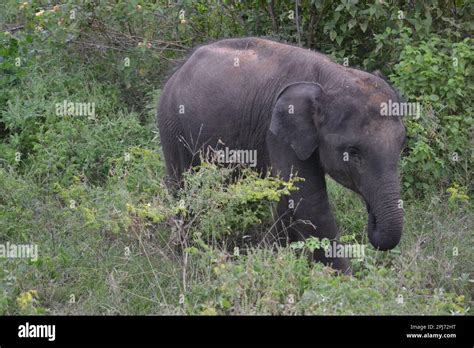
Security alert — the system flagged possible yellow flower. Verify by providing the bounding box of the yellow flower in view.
[16,290,38,311]
[201,306,217,315]
[35,10,45,17]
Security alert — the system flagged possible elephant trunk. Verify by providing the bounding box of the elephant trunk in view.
[365,179,403,251]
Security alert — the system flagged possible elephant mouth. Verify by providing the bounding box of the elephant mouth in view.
[366,204,377,236]
[369,209,377,231]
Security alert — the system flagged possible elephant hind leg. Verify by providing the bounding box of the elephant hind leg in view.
[158,118,200,191]
[164,143,200,191]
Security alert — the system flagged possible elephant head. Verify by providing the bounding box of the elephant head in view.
[270,77,407,250]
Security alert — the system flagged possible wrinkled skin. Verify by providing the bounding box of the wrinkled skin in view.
[157,38,406,273]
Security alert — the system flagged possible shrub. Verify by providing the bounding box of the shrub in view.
[390,36,473,197]
[177,161,300,243]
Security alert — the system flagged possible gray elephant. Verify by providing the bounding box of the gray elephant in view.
[156,37,407,273]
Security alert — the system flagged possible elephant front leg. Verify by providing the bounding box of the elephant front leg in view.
[277,189,351,274]
[267,132,350,273]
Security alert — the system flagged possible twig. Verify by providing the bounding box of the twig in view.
[295,0,301,46]
[5,24,25,33]
[70,40,127,51]
[267,0,278,33]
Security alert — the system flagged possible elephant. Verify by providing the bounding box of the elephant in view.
[156,37,407,273]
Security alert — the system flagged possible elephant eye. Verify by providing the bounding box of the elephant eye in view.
[347,146,360,157]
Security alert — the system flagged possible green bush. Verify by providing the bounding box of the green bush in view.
[28,111,153,185]
[177,161,300,242]
[390,36,473,197]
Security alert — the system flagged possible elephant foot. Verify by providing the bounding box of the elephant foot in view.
[325,256,351,275]
[312,248,352,275]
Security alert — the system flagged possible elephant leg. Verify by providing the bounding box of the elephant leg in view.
[161,139,197,190]
[277,180,350,274]
[158,122,201,191]
[267,133,350,273]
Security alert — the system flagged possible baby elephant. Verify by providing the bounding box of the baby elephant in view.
[157,37,407,273]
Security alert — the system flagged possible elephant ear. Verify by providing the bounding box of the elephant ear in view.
[270,82,324,161]
[372,69,406,102]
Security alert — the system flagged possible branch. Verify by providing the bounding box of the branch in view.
[295,0,301,46]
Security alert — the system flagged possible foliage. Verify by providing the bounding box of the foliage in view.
[178,161,300,241]
[2,0,471,197]
[186,246,468,315]
[390,36,473,197]
[0,0,471,316]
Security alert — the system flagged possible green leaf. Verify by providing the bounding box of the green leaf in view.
[290,241,305,250]
[348,19,357,30]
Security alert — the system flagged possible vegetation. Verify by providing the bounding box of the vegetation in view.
[0,0,472,315]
